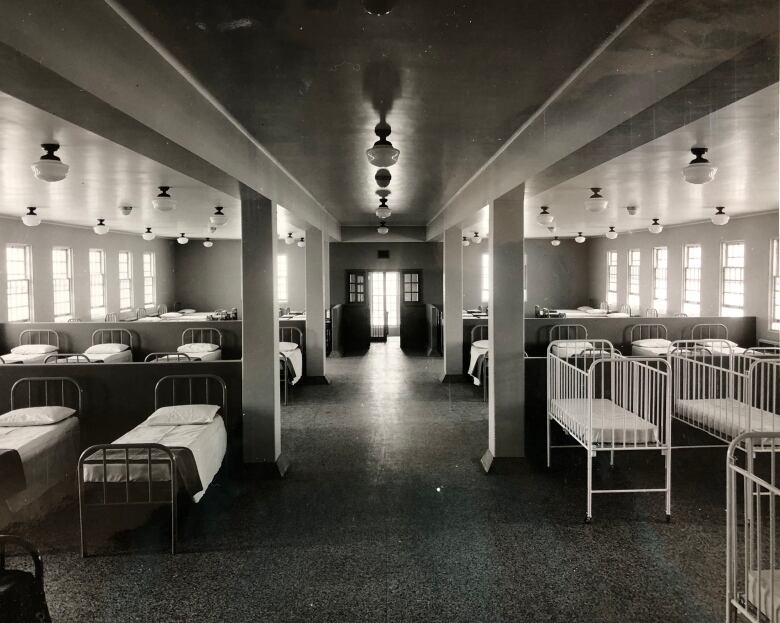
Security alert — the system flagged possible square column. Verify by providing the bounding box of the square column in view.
[240,185,286,473]
[441,225,464,381]
[305,226,328,382]
[483,191,525,470]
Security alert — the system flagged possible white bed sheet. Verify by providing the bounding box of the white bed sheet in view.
[550,398,658,444]
[1,352,57,364]
[82,416,226,503]
[176,346,222,361]
[468,340,488,386]
[747,569,780,621]
[280,343,303,385]
[74,350,133,363]
[675,398,780,438]
[0,416,79,512]
[631,344,669,357]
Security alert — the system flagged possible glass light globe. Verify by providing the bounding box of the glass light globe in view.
[209,206,228,227]
[377,222,389,235]
[551,237,561,247]
[297,238,306,248]
[177,233,189,245]
[682,147,717,184]
[584,188,607,213]
[711,206,729,226]
[366,122,400,167]
[536,206,554,226]
[152,186,176,212]
[462,236,470,247]
[574,232,586,243]
[375,206,392,219]
[648,219,663,234]
[472,232,482,244]
[284,233,296,245]
[21,207,41,227]
[203,238,213,248]
[93,219,109,235]
[142,227,156,241]
[31,144,69,182]
[605,226,618,240]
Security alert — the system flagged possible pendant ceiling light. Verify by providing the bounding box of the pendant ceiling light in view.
[209,206,228,227]
[31,143,69,182]
[284,232,296,245]
[536,206,554,226]
[21,207,41,227]
[363,0,395,15]
[152,186,176,212]
[546,225,557,235]
[462,236,470,247]
[472,232,482,244]
[682,147,717,184]
[120,205,133,216]
[574,232,586,244]
[550,236,561,247]
[375,197,392,220]
[93,219,109,235]
[648,218,663,234]
[376,188,391,199]
[177,232,189,245]
[605,226,618,240]
[711,206,730,226]
[584,188,608,213]
[208,225,217,234]
[366,122,400,167]
[142,227,155,241]
[375,168,391,188]
[377,221,389,235]
[203,238,214,248]
[297,237,306,248]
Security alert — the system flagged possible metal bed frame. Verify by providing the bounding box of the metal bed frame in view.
[546,339,671,522]
[619,304,632,316]
[104,313,117,323]
[470,325,489,402]
[135,307,147,319]
[11,376,82,412]
[156,303,168,315]
[690,323,729,340]
[44,353,92,364]
[18,330,60,349]
[644,308,659,318]
[727,431,780,622]
[279,327,304,406]
[181,327,223,348]
[629,323,668,342]
[78,374,227,556]
[92,328,133,349]
[144,352,194,363]
[549,324,588,342]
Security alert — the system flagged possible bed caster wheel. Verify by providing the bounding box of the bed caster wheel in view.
[665,514,671,523]
[584,516,592,524]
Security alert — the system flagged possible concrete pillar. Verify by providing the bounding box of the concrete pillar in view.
[305,226,328,382]
[482,190,525,471]
[441,225,463,381]
[240,185,286,473]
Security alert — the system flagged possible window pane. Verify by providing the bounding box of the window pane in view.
[720,242,745,316]
[278,254,288,303]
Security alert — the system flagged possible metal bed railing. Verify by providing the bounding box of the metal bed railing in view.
[104,313,118,323]
[78,374,227,556]
[11,377,82,412]
[691,323,729,340]
[619,304,632,315]
[44,353,92,364]
[469,325,489,401]
[156,304,168,315]
[91,328,133,348]
[546,339,671,522]
[549,324,588,342]
[630,323,668,342]
[135,307,147,319]
[144,352,194,363]
[279,327,304,406]
[181,327,223,348]
[645,308,659,318]
[18,329,60,349]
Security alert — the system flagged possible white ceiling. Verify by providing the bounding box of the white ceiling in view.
[0,91,310,240]
[465,84,779,239]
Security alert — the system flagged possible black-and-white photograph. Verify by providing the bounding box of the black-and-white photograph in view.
[0,1,778,621]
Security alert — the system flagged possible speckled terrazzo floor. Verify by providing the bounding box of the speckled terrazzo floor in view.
[6,340,729,622]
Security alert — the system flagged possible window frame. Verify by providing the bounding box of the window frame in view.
[52,246,74,322]
[652,246,668,314]
[627,248,641,310]
[6,243,33,322]
[720,241,745,317]
[89,248,107,320]
[770,237,779,332]
[143,251,156,308]
[682,243,702,317]
[606,250,618,308]
[481,252,489,304]
[277,254,288,304]
[118,251,133,312]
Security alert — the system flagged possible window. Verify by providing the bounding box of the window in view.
[771,238,779,331]
[523,252,527,303]
[628,249,641,309]
[720,241,745,317]
[683,244,702,316]
[143,252,156,308]
[52,247,73,321]
[403,271,421,302]
[346,271,366,303]
[89,249,106,320]
[652,247,668,314]
[6,244,33,322]
[481,252,489,303]
[118,251,133,312]
[277,254,288,304]
[606,251,618,307]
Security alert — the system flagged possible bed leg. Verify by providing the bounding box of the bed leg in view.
[171,488,177,555]
[609,449,614,468]
[546,414,551,468]
[665,445,672,521]
[586,449,593,523]
[78,464,87,558]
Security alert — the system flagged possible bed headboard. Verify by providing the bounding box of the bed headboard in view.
[549,324,588,342]
[181,327,223,348]
[91,328,133,348]
[10,377,82,412]
[135,307,147,319]
[630,324,668,342]
[471,324,488,343]
[154,374,227,420]
[619,304,632,315]
[44,354,92,364]
[144,352,193,362]
[104,313,118,323]
[280,327,304,347]
[690,323,729,340]
[156,303,168,315]
[19,329,59,349]
[644,308,659,318]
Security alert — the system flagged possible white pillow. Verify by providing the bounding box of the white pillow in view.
[160,312,183,319]
[552,342,594,358]
[146,404,220,426]
[179,309,196,314]
[608,312,630,318]
[633,338,671,348]
[577,306,594,312]
[10,344,57,355]
[178,342,219,354]
[0,406,75,426]
[85,343,129,355]
[472,340,489,349]
[279,341,299,353]
[586,309,608,315]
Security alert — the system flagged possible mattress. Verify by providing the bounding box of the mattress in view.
[82,416,226,503]
[631,344,669,357]
[550,399,659,444]
[0,416,79,512]
[747,569,780,621]
[176,346,222,361]
[75,350,133,363]
[135,316,161,322]
[468,341,488,386]
[280,343,303,385]
[675,398,780,438]
[1,352,57,364]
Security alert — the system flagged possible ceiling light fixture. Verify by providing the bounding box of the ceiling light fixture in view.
[31,143,69,182]
[375,197,392,220]
[93,219,109,235]
[142,227,155,241]
[284,232,296,245]
[297,237,306,248]
[711,206,730,226]
[648,218,663,234]
[375,188,391,198]
[119,206,133,216]
[682,147,717,184]
[574,232,586,243]
[177,233,189,245]
[606,226,618,240]
[209,206,228,227]
[366,122,400,167]
[536,206,554,226]
[208,225,217,234]
[152,186,176,212]
[472,232,482,244]
[377,221,389,235]
[375,168,391,188]
[203,238,214,248]
[546,225,557,234]
[462,236,470,247]
[551,236,561,247]
[584,188,608,213]
[21,207,41,227]
[626,205,639,216]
